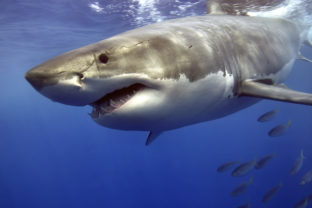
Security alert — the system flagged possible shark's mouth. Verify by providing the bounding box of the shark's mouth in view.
[89,83,147,118]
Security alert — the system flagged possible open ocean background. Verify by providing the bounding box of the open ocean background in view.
[1,0,312,207]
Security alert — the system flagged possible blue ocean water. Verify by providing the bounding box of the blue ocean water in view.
[1,0,312,207]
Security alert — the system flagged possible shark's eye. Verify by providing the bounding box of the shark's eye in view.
[99,54,109,64]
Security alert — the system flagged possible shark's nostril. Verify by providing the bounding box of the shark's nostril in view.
[75,72,84,80]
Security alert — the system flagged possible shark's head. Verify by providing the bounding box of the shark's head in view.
[25,21,236,131]
[26,27,202,131]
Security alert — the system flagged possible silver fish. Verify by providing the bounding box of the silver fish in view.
[232,159,257,177]
[294,194,312,208]
[290,150,305,176]
[262,182,283,203]
[217,161,240,173]
[237,201,250,208]
[255,153,276,170]
[294,198,309,208]
[268,120,292,137]
[257,107,280,122]
[300,169,312,186]
[230,177,253,197]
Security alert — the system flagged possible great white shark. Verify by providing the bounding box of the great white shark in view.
[25,0,312,145]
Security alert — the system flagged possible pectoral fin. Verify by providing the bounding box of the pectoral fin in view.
[297,53,312,63]
[239,80,312,106]
[145,131,162,146]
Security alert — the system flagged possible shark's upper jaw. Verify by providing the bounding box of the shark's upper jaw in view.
[89,83,148,118]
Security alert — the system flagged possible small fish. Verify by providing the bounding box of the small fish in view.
[237,201,250,208]
[293,196,311,208]
[300,169,312,185]
[230,177,253,197]
[255,153,276,170]
[232,159,256,177]
[217,161,240,173]
[257,107,280,122]
[262,182,283,203]
[268,119,292,137]
[290,150,305,176]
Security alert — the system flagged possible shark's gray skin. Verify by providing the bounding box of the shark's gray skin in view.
[25,12,312,144]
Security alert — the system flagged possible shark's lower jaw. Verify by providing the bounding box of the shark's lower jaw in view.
[89,83,147,118]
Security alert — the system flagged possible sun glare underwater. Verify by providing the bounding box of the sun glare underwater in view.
[1,0,312,208]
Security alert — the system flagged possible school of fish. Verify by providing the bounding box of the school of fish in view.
[215,107,311,207]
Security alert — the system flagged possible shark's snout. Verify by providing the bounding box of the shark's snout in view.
[25,66,88,105]
[24,48,102,106]
[25,69,59,91]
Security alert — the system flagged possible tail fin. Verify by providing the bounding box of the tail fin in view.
[274,106,281,113]
[249,176,254,184]
[206,0,312,44]
[300,149,306,159]
[287,119,292,127]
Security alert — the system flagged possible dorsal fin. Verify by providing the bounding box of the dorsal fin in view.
[206,1,226,15]
[206,0,284,16]
[206,0,250,16]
